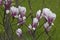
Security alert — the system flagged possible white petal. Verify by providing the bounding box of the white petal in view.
[51,23,54,25]
[14,15,19,18]
[23,16,26,20]
[6,10,9,14]
[36,10,41,16]
[16,28,22,36]
[28,24,32,29]
[18,6,26,14]
[47,26,52,31]
[33,18,38,24]
[33,27,36,30]
[44,22,49,28]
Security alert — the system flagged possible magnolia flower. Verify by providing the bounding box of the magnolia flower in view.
[42,8,52,20]
[42,8,56,24]
[5,0,12,10]
[18,6,26,17]
[0,0,2,5]
[31,18,38,30]
[10,6,19,17]
[17,6,26,25]
[16,28,22,37]
[28,18,38,30]
[6,10,9,14]
[32,18,38,30]
[17,15,26,25]
[33,18,38,24]
[47,13,56,24]
[36,10,42,20]
[44,22,52,32]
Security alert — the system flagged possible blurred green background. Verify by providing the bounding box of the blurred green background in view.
[0,0,60,40]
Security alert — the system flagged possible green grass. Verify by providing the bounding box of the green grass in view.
[0,0,60,40]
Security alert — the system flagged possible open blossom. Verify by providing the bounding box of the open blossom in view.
[42,8,52,20]
[44,22,52,32]
[42,8,56,25]
[18,6,26,17]
[47,13,56,24]
[17,6,26,25]
[0,0,2,5]
[36,10,42,20]
[28,18,38,30]
[10,6,19,17]
[5,0,12,10]
[16,28,22,37]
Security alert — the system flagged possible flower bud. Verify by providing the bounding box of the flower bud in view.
[16,28,22,37]
[32,18,38,30]
[33,18,38,24]
[44,22,52,32]
[36,10,41,20]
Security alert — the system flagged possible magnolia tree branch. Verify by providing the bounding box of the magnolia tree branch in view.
[27,0,36,40]
[27,0,33,21]
[2,0,13,40]
[3,10,13,40]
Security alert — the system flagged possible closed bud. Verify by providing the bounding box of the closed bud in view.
[44,22,52,32]
[36,10,41,20]
[16,28,22,37]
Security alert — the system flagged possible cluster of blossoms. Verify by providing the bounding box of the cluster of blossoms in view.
[28,8,56,34]
[42,8,56,32]
[0,0,56,37]
[10,6,26,37]
[28,10,41,30]
[10,6,26,25]
[0,0,26,37]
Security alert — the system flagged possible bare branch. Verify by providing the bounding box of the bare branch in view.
[27,0,33,21]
